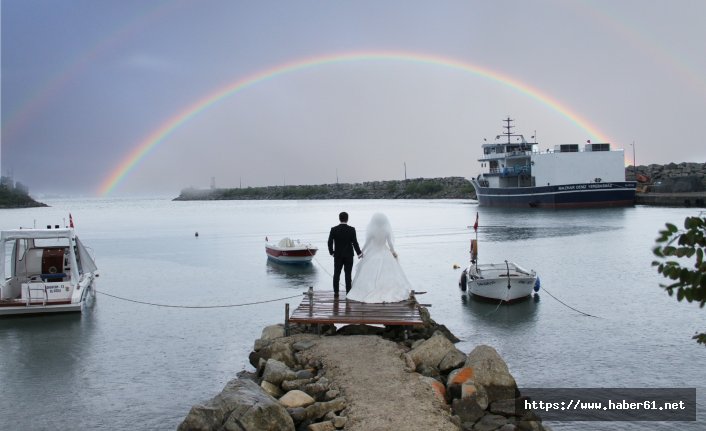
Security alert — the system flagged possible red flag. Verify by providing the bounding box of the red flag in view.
[69,213,74,228]
[473,212,479,232]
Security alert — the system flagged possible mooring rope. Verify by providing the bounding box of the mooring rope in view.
[541,286,602,318]
[484,297,505,316]
[307,246,344,288]
[307,246,331,276]
[95,290,301,309]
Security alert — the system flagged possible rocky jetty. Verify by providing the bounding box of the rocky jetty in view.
[174,177,475,201]
[627,162,706,192]
[178,311,550,431]
[626,162,706,207]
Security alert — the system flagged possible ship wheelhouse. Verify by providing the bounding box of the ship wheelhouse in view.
[477,118,536,188]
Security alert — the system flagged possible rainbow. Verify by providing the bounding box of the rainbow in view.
[98,50,611,195]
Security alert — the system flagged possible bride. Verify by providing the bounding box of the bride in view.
[346,213,412,303]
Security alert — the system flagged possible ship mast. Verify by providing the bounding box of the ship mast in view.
[504,117,514,144]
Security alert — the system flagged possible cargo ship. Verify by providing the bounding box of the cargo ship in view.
[470,118,636,208]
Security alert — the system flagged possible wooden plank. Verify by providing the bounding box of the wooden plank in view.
[288,290,425,326]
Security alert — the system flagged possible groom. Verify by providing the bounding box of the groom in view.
[327,212,363,296]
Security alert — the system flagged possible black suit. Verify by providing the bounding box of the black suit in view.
[327,223,362,293]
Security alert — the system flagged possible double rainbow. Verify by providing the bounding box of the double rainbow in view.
[98,50,611,195]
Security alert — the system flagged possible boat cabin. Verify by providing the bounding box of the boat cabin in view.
[1,228,97,305]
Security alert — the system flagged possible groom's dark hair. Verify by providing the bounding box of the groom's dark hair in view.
[339,212,348,222]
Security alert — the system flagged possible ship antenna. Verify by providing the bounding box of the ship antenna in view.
[504,117,514,144]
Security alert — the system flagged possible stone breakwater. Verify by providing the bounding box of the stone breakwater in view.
[627,162,706,207]
[174,177,476,201]
[627,162,706,192]
[178,310,550,431]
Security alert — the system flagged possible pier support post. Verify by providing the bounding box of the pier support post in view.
[284,303,290,336]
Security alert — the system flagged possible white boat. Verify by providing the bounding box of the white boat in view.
[462,260,539,303]
[0,226,98,316]
[265,237,317,264]
[459,224,539,303]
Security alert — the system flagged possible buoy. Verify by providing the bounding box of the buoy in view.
[534,277,541,292]
[195,232,199,237]
[453,263,460,269]
[459,270,467,291]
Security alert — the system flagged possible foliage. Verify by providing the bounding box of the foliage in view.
[652,215,706,345]
[352,187,368,197]
[0,187,45,208]
[221,187,263,198]
[459,184,476,197]
[405,179,444,196]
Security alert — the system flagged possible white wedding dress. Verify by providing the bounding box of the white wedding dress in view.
[346,213,412,303]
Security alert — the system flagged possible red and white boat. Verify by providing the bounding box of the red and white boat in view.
[265,238,317,264]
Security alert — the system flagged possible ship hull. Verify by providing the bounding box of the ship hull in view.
[471,180,636,208]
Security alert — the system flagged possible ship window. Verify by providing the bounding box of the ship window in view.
[559,144,579,152]
[587,143,610,151]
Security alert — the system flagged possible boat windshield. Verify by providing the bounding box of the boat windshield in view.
[34,238,71,247]
[3,241,14,281]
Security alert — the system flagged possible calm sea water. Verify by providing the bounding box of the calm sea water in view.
[1,198,704,430]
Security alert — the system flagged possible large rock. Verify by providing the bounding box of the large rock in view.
[304,398,347,420]
[249,338,297,369]
[282,378,314,392]
[307,421,335,431]
[447,367,489,409]
[439,348,467,373]
[409,332,457,370]
[465,345,518,404]
[302,382,330,400]
[279,390,315,408]
[260,381,283,398]
[490,398,521,417]
[473,414,508,431]
[420,376,447,404]
[261,324,286,340]
[178,378,294,431]
[451,397,485,424]
[262,359,297,386]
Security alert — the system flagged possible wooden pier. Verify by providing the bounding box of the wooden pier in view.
[286,288,425,328]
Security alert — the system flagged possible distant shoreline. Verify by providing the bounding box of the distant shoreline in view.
[173,162,706,207]
[0,188,47,209]
[173,177,476,201]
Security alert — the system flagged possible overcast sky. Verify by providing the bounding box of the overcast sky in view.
[2,0,705,196]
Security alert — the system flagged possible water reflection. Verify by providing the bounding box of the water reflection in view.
[476,207,628,242]
[461,293,540,328]
[481,225,620,242]
[265,259,318,288]
[0,313,87,398]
